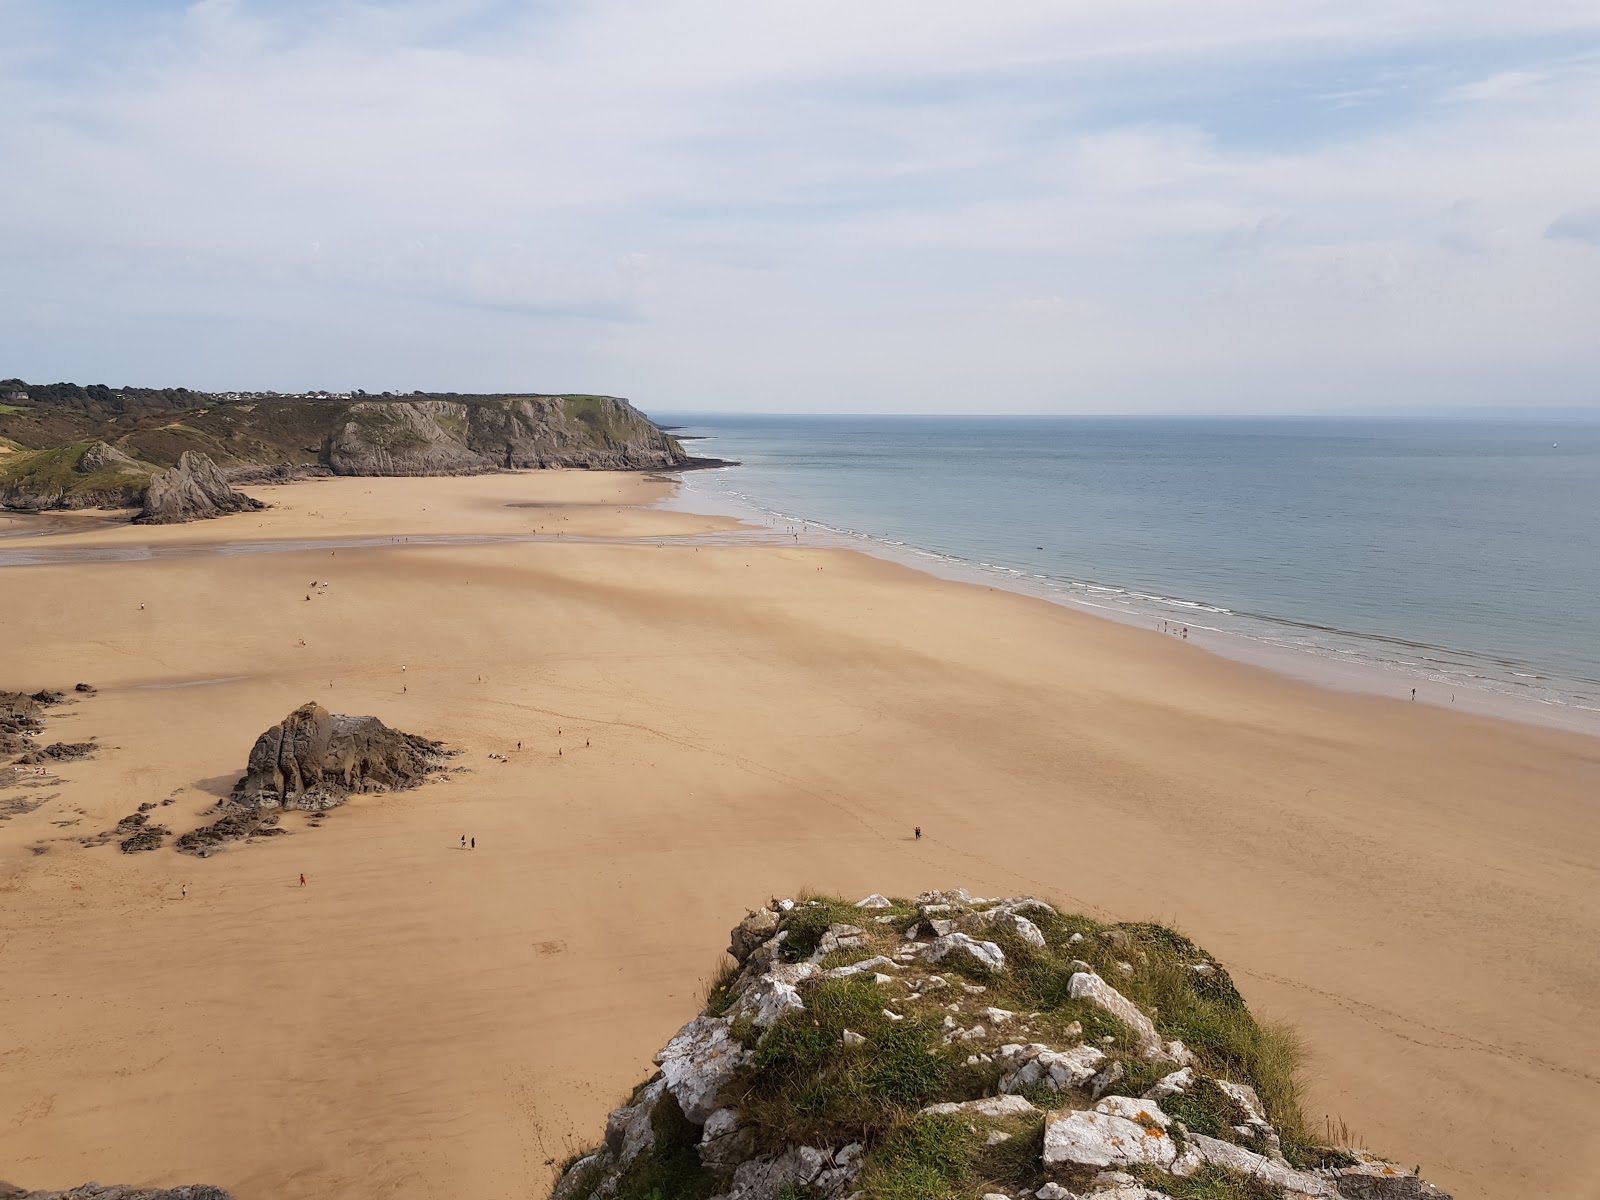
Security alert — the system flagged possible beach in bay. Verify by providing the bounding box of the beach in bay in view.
[2,470,1597,1200]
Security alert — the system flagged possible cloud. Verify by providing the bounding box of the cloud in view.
[0,1,1598,410]
[1545,205,1600,246]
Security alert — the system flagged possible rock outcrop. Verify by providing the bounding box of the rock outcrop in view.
[1,689,62,758]
[0,1184,232,1200]
[322,395,689,476]
[171,703,448,856]
[135,451,266,524]
[550,890,1452,1200]
[229,702,449,810]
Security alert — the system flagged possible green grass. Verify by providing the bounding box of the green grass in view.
[739,976,959,1145]
[0,441,153,504]
[1130,1163,1288,1199]
[0,403,25,416]
[777,899,868,962]
[859,1115,976,1200]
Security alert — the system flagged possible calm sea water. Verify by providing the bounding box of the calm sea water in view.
[663,415,1600,715]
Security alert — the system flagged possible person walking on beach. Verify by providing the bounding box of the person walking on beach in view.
[470,837,475,850]
[1411,688,1416,701]
[181,883,187,900]
[461,835,466,848]
[299,873,306,887]
[914,826,922,841]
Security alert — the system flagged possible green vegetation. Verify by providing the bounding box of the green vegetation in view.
[740,976,959,1146]
[558,893,1358,1200]
[858,1115,975,1200]
[1131,1162,1288,1199]
[0,403,26,416]
[0,441,153,507]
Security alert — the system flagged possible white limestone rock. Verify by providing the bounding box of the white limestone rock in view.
[819,955,899,980]
[1143,1067,1195,1102]
[605,1077,667,1167]
[1066,971,1170,1061]
[1042,1095,1181,1171]
[654,1014,750,1125]
[1182,1133,1337,1197]
[922,1093,1040,1118]
[699,1107,759,1170]
[997,1042,1107,1094]
[855,893,894,908]
[926,932,1006,972]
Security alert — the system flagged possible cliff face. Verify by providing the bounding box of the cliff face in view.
[0,382,694,477]
[552,890,1453,1200]
[322,395,688,476]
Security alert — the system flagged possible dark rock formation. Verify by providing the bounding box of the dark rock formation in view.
[174,809,283,856]
[74,683,96,694]
[1,689,59,758]
[0,1183,233,1200]
[16,741,97,764]
[120,819,170,852]
[135,451,266,525]
[230,701,449,811]
[323,395,689,476]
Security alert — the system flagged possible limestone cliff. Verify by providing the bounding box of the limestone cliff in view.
[322,395,689,475]
[135,451,267,524]
[551,890,1453,1200]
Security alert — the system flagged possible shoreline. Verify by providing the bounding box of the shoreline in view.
[4,470,1599,1200]
[662,470,1600,740]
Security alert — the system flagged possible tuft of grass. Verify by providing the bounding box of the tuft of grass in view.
[1130,1162,1287,1199]
[972,1113,1048,1193]
[1164,1078,1245,1141]
[778,898,867,961]
[705,957,742,1016]
[859,1115,976,1200]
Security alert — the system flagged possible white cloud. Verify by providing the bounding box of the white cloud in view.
[0,0,1598,410]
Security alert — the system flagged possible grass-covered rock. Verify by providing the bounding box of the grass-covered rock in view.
[550,891,1452,1200]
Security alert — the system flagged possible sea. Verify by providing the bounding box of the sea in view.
[660,414,1600,729]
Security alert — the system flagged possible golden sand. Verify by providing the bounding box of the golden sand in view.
[2,472,1596,1199]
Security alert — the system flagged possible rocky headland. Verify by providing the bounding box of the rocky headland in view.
[0,381,712,519]
[553,890,1451,1200]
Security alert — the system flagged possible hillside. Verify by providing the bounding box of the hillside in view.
[553,890,1451,1200]
[0,380,696,484]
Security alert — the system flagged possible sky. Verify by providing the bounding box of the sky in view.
[2,1,1599,413]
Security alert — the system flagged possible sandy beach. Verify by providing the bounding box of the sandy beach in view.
[2,471,1597,1200]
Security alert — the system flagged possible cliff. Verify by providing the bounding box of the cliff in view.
[552,890,1452,1200]
[324,395,689,475]
[0,381,697,479]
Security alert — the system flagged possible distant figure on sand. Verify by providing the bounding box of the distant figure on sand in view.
[461,835,466,848]
[299,873,306,887]
[517,741,522,750]
[470,837,475,850]
[914,826,922,840]
[1411,688,1416,700]
[181,883,187,899]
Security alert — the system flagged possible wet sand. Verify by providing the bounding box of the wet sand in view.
[1,471,1596,1200]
